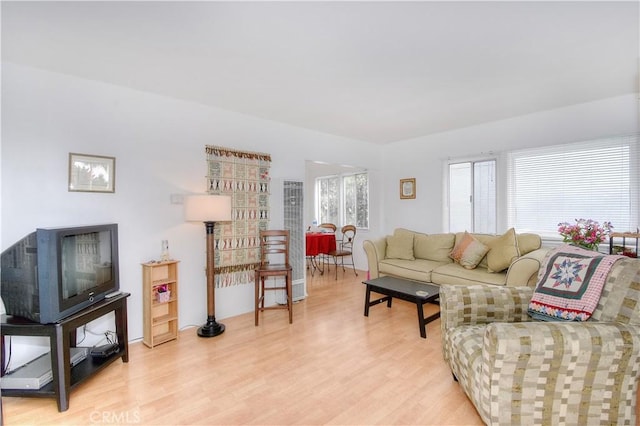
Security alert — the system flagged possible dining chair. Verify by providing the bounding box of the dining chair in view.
[318,223,337,232]
[255,230,293,325]
[317,223,337,271]
[328,225,358,280]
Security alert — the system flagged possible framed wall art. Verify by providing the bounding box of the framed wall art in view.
[400,178,416,199]
[68,153,116,193]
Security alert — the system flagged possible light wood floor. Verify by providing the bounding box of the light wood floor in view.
[2,268,482,425]
[12,264,640,425]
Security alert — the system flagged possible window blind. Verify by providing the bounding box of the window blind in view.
[507,134,639,238]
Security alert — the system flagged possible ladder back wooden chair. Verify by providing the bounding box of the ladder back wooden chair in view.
[255,230,293,325]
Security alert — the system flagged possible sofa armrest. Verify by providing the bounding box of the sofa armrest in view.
[440,285,534,330]
[505,247,550,287]
[481,321,640,425]
[362,238,387,279]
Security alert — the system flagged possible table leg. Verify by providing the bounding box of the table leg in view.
[306,256,316,276]
[52,324,70,411]
[317,255,325,275]
[364,285,371,316]
[416,302,427,339]
[307,255,325,275]
[115,300,129,363]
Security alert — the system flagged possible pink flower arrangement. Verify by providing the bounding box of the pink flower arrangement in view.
[557,219,613,251]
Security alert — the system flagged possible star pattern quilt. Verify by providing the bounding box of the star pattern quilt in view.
[528,244,623,321]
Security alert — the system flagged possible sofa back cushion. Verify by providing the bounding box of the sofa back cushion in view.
[414,233,455,262]
[386,228,415,260]
[517,233,542,255]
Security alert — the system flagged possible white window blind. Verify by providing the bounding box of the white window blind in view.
[507,134,639,238]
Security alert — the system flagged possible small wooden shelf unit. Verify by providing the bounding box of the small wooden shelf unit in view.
[609,232,640,258]
[142,260,179,347]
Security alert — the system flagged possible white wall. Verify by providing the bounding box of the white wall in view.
[378,94,640,237]
[1,63,381,365]
[3,62,638,366]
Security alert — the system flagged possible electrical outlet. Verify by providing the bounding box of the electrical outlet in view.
[170,194,184,205]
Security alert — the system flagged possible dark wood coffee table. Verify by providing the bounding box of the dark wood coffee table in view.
[363,276,440,338]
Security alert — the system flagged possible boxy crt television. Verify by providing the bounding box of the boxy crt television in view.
[1,224,120,324]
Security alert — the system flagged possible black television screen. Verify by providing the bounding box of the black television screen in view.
[1,224,120,324]
[59,229,115,309]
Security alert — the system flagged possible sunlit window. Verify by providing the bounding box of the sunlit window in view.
[448,159,496,234]
[507,134,639,237]
[316,172,369,229]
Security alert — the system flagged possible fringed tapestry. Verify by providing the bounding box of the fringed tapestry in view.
[206,145,271,286]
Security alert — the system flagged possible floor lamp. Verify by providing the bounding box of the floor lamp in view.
[184,194,232,338]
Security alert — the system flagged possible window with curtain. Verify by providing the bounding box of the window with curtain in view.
[507,134,639,238]
[448,159,496,233]
[316,172,369,229]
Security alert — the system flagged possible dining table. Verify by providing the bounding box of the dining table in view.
[305,232,337,276]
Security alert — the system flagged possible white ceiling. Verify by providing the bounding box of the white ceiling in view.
[2,1,639,144]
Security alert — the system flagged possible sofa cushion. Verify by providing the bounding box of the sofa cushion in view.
[516,233,542,255]
[432,263,507,286]
[379,258,445,283]
[486,228,520,273]
[414,233,455,262]
[528,245,623,321]
[449,232,490,269]
[386,228,415,260]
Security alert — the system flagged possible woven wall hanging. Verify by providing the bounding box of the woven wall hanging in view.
[206,145,271,286]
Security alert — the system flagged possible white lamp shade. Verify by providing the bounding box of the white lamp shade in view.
[184,195,232,222]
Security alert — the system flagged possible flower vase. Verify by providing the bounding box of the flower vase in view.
[569,243,598,251]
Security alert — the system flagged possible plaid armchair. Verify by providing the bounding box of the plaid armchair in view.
[440,258,640,425]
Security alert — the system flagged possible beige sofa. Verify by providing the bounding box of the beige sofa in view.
[363,228,546,287]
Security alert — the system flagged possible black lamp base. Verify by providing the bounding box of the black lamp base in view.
[197,316,225,337]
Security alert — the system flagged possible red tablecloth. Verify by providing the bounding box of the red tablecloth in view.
[305,233,336,256]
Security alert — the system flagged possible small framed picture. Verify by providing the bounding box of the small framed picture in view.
[68,153,116,193]
[400,178,416,199]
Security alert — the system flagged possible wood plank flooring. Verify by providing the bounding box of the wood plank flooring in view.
[3,268,637,425]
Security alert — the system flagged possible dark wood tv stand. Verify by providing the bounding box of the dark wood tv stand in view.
[0,292,130,412]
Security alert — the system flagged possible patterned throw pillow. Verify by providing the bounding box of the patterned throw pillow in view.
[449,232,490,269]
[528,245,623,321]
